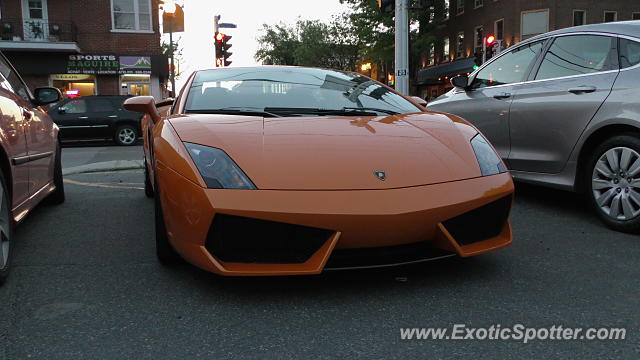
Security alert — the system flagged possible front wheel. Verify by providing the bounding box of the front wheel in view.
[0,169,13,285]
[114,125,138,146]
[144,157,154,198]
[587,134,640,233]
[154,180,181,264]
[47,140,65,205]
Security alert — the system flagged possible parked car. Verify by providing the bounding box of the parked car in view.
[123,66,514,276]
[48,95,142,146]
[428,21,640,233]
[0,52,65,284]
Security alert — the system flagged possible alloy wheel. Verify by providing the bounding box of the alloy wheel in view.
[591,146,640,221]
[118,128,136,145]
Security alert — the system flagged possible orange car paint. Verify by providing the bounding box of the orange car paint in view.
[127,70,515,276]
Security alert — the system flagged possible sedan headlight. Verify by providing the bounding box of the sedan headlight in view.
[470,134,507,176]
[184,142,257,189]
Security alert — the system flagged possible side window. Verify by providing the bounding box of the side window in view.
[0,56,31,102]
[89,98,115,112]
[471,41,544,89]
[535,35,616,80]
[63,99,88,114]
[619,38,640,69]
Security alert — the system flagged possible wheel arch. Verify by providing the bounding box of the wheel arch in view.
[575,123,640,192]
[0,144,13,206]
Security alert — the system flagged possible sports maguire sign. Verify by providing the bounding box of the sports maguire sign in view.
[67,55,120,74]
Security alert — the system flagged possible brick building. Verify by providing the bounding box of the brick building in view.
[416,0,640,100]
[0,0,168,99]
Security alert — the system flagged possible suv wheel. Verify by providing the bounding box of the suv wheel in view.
[114,125,137,146]
[587,134,640,233]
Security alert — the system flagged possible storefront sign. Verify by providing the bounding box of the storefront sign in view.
[119,56,152,74]
[67,54,119,74]
[50,74,94,81]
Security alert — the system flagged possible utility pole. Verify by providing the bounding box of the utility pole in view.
[394,0,409,95]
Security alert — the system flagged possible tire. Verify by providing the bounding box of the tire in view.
[154,179,181,264]
[144,158,154,198]
[586,134,640,233]
[114,125,138,146]
[0,169,13,285]
[47,141,65,205]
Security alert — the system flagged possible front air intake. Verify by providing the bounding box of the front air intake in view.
[442,196,511,246]
[205,214,333,264]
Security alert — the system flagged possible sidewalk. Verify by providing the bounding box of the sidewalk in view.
[62,160,145,176]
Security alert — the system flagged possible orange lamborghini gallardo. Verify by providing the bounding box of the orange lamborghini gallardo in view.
[124,66,514,276]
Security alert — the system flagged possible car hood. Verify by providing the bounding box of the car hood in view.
[169,113,481,190]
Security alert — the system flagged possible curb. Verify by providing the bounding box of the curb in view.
[62,160,145,176]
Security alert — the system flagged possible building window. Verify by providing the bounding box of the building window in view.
[604,11,617,23]
[521,9,549,40]
[443,37,450,61]
[633,12,640,20]
[456,0,464,15]
[112,0,152,31]
[474,26,484,56]
[428,43,435,66]
[456,31,465,58]
[573,10,586,26]
[443,0,450,20]
[495,19,504,40]
[474,0,483,9]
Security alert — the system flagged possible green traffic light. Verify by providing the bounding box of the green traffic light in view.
[473,65,479,70]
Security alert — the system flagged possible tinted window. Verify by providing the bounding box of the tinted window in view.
[89,98,115,112]
[471,41,543,89]
[0,56,31,101]
[619,38,640,69]
[535,35,616,80]
[63,99,87,114]
[185,68,420,115]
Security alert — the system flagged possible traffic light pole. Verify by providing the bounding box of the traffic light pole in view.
[394,0,409,95]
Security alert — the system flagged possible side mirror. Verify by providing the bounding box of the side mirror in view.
[450,75,469,89]
[123,96,161,124]
[33,87,62,105]
[410,96,427,107]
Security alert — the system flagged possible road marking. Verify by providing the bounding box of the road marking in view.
[63,178,144,190]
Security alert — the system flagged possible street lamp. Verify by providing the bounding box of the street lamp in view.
[164,0,177,96]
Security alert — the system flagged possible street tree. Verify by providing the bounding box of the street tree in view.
[255,19,359,71]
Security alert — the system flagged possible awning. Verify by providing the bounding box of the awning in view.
[416,58,476,86]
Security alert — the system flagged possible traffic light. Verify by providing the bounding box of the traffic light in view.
[387,73,394,86]
[484,34,496,61]
[377,0,394,13]
[474,52,483,67]
[215,32,233,67]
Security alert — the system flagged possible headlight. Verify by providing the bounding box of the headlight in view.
[184,142,257,189]
[470,134,507,176]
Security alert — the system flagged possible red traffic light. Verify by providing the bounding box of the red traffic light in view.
[486,35,496,45]
[215,32,224,42]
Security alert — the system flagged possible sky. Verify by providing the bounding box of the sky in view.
[164,0,351,90]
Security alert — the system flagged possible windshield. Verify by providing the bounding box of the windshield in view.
[184,67,421,116]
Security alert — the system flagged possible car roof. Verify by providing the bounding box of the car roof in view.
[526,20,640,43]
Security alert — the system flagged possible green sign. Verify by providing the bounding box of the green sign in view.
[67,55,119,75]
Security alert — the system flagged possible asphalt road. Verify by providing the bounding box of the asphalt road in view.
[0,148,638,359]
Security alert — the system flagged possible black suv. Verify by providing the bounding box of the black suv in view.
[48,95,142,146]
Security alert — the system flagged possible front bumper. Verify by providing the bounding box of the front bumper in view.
[157,161,514,276]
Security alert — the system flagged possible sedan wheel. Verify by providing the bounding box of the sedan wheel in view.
[0,173,12,284]
[115,125,137,146]
[588,135,640,233]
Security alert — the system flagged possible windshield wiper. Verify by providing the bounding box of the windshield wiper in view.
[185,108,281,118]
[263,107,381,117]
[341,107,399,115]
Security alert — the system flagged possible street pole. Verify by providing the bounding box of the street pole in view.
[169,16,176,97]
[482,36,486,64]
[394,0,409,95]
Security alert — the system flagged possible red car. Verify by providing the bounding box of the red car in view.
[0,52,65,284]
